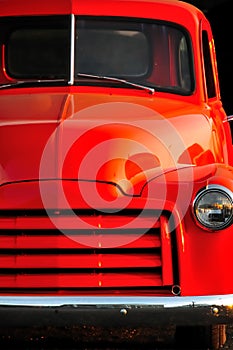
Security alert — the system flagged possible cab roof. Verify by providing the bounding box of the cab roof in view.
[0,0,204,27]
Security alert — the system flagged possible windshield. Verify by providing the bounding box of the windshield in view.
[1,15,194,94]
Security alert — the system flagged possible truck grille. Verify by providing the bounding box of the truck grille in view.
[0,209,176,294]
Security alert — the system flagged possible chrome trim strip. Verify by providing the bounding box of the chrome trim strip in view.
[68,14,75,85]
[226,115,233,122]
[1,294,233,307]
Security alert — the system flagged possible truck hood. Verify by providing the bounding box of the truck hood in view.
[0,91,215,202]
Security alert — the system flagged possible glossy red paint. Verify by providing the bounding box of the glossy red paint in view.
[1,0,233,338]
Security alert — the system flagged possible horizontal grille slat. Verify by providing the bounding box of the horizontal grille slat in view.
[0,272,162,288]
[0,215,160,230]
[0,253,161,269]
[0,232,160,249]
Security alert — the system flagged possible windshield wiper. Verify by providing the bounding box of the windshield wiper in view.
[76,73,155,95]
[0,79,67,90]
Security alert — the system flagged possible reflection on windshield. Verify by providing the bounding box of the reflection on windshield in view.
[2,15,194,94]
[76,28,149,77]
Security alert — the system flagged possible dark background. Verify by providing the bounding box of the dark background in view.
[184,0,233,115]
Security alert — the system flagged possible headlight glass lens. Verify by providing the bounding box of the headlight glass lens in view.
[193,186,233,230]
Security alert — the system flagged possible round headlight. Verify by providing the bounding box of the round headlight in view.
[193,185,233,230]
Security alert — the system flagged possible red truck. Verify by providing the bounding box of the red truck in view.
[0,0,233,348]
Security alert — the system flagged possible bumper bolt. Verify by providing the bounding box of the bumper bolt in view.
[120,308,128,316]
[212,307,219,315]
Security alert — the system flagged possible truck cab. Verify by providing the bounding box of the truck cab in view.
[0,1,233,348]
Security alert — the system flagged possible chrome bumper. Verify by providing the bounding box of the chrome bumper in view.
[1,295,233,327]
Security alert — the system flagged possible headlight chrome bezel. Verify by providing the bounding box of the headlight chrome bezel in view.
[193,185,233,231]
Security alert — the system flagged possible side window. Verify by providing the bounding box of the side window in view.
[202,30,216,98]
[178,36,191,91]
